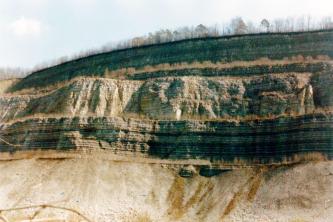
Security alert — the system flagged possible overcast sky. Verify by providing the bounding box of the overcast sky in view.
[0,0,333,68]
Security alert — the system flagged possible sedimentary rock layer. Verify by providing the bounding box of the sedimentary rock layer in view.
[10,30,333,91]
[1,30,333,166]
[1,113,332,165]
[0,70,322,122]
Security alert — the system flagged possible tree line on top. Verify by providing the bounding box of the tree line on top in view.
[95,16,333,50]
[1,16,333,80]
[0,67,28,80]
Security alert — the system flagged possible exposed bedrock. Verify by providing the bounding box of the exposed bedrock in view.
[311,65,333,107]
[1,71,328,122]
[1,30,333,166]
[130,73,315,119]
[1,114,332,164]
[9,30,333,91]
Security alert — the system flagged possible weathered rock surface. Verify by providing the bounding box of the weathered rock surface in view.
[1,113,332,164]
[0,158,332,222]
[1,30,333,221]
[1,63,332,166]
[0,72,321,122]
[9,30,333,91]
[1,40,333,166]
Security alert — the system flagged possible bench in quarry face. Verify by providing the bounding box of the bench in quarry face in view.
[1,30,333,167]
[10,30,333,92]
[0,113,332,166]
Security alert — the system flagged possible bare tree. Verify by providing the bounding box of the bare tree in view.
[220,22,231,35]
[172,30,182,41]
[195,24,209,37]
[131,37,145,47]
[208,24,220,37]
[230,17,248,34]
[273,19,284,32]
[17,16,333,76]
[246,21,258,33]
[320,16,333,29]
[305,15,312,31]
[285,17,295,32]
[260,19,270,32]
[296,16,306,31]
[165,29,173,41]
[0,67,28,80]
[178,26,192,39]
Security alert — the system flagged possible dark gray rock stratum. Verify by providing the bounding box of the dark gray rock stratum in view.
[1,30,333,166]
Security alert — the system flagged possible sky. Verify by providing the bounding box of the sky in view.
[0,0,333,69]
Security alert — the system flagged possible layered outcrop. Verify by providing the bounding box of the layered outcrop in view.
[1,30,333,222]
[1,113,333,165]
[0,69,325,121]
[1,30,333,166]
[9,29,333,91]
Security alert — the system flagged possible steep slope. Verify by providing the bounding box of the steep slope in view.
[1,62,333,164]
[9,30,333,92]
[0,30,333,221]
[0,158,332,222]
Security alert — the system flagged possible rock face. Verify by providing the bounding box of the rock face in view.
[0,73,317,122]
[1,30,333,222]
[1,114,333,164]
[9,30,333,91]
[1,30,333,166]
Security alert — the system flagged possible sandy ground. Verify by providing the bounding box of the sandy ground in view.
[0,154,331,222]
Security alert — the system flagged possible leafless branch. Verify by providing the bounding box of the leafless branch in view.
[0,204,93,222]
